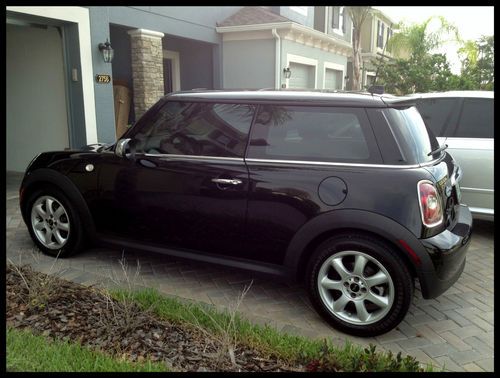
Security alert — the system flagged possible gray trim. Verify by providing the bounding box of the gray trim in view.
[143,153,244,162]
[245,158,439,169]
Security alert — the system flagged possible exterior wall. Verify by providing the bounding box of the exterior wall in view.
[88,7,116,143]
[163,37,214,90]
[279,6,314,28]
[106,6,242,44]
[282,39,348,89]
[222,39,275,89]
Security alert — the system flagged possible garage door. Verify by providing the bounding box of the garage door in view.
[325,68,343,90]
[7,23,69,172]
[289,62,315,89]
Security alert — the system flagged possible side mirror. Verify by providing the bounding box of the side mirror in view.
[115,138,138,161]
[115,138,131,158]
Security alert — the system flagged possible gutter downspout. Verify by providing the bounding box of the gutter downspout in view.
[272,28,281,89]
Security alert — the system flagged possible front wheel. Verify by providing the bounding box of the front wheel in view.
[306,234,414,336]
[26,187,85,257]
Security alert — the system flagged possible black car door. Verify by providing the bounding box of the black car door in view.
[94,100,255,256]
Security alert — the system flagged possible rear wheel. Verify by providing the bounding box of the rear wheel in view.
[26,187,85,257]
[306,234,413,336]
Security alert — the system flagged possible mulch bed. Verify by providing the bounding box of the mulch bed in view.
[6,264,304,372]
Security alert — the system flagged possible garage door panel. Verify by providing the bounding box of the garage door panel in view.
[289,62,315,89]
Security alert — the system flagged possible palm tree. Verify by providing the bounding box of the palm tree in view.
[346,6,372,91]
[386,16,460,60]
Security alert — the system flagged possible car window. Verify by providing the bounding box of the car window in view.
[416,98,459,137]
[131,101,255,157]
[383,106,437,163]
[247,105,377,163]
[454,98,493,138]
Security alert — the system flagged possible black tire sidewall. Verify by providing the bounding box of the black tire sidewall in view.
[306,234,414,336]
[25,187,85,257]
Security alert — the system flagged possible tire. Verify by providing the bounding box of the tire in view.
[306,233,414,336]
[25,186,85,258]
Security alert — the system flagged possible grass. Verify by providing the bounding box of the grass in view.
[114,287,436,372]
[6,327,169,372]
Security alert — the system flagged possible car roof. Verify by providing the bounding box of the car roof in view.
[166,89,415,108]
[407,91,494,99]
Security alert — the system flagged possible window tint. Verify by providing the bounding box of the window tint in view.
[416,98,458,137]
[132,101,254,157]
[383,106,437,163]
[247,105,373,162]
[455,98,493,138]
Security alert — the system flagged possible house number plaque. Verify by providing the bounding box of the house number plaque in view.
[95,74,111,84]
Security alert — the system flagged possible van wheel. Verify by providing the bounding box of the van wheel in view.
[306,234,413,336]
[26,187,85,257]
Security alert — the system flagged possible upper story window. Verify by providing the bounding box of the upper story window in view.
[290,6,308,16]
[377,20,385,48]
[131,101,255,158]
[332,6,346,35]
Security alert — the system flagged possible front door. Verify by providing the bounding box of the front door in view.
[95,100,255,256]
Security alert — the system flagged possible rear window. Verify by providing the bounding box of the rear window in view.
[247,105,381,163]
[383,106,439,163]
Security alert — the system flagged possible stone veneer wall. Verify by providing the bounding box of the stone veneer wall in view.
[127,29,165,119]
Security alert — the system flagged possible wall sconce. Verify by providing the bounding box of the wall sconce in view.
[283,67,291,79]
[98,39,114,63]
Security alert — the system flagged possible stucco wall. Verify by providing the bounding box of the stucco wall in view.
[279,6,314,28]
[222,39,275,89]
[107,6,242,44]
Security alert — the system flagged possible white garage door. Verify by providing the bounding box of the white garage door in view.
[7,23,69,172]
[325,68,343,90]
[289,62,315,89]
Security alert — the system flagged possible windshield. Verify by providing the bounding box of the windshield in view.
[383,106,440,164]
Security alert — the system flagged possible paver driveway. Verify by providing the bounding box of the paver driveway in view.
[6,172,494,372]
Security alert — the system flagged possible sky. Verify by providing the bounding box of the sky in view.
[373,6,494,74]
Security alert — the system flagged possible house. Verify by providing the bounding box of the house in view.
[6,6,395,173]
[347,8,397,90]
[217,6,352,91]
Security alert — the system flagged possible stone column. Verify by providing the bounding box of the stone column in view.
[127,28,165,119]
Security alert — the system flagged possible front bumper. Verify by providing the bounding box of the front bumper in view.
[418,204,473,298]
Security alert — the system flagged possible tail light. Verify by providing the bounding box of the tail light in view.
[418,180,443,228]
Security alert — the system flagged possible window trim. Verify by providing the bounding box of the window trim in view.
[332,6,345,36]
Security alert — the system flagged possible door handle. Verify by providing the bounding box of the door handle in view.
[211,178,242,186]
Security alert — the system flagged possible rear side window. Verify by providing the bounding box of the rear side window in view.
[454,98,493,138]
[383,106,438,164]
[131,101,255,157]
[416,98,459,137]
[247,105,381,163]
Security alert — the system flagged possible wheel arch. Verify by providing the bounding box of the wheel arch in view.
[283,209,430,284]
[20,168,97,241]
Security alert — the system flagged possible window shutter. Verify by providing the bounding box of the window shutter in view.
[381,23,385,47]
[341,8,346,33]
[332,7,340,29]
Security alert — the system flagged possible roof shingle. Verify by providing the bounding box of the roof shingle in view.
[217,7,290,27]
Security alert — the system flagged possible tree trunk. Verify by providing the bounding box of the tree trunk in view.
[352,28,362,91]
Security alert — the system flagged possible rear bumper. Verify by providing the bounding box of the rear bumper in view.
[418,204,473,298]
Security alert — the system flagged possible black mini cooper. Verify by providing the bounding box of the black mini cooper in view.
[20,90,472,336]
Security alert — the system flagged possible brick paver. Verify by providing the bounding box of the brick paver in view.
[5,172,494,372]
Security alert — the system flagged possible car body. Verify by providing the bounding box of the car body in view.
[411,91,493,220]
[19,90,472,336]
